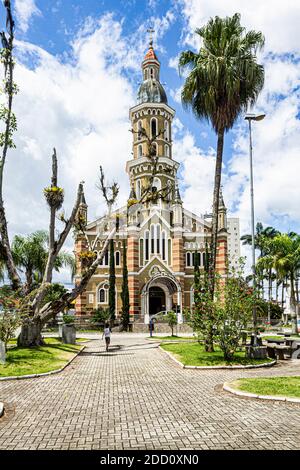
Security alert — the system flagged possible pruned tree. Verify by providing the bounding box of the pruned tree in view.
[17,152,119,347]
[129,125,173,206]
[0,0,21,289]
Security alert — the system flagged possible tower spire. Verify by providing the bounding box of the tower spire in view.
[147,27,155,48]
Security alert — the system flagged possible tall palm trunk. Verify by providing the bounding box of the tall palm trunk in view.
[207,128,224,353]
[210,129,224,291]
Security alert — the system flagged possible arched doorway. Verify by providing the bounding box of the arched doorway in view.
[141,272,183,324]
[149,286,166,315]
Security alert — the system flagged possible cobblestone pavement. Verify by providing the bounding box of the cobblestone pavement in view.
[0,334,300,450]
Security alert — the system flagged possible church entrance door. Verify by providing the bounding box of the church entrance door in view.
[149,286,166,316]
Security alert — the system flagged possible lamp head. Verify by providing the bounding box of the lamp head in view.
[245,113,266,121]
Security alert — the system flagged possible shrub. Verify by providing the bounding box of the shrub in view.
[92,307,110,325]
[167,311,177,336]
[63,314,75,324]
[0,310,22,351]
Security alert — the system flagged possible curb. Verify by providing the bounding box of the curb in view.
[159,346,277,370]
[0,345,85,382]
[223,382,300,404]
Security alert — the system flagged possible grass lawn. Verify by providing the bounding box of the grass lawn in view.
[262,335,300,341]
[230,377,300,398]
[148,335,197,342]
[160,342,273,367]
[0,337,82,377]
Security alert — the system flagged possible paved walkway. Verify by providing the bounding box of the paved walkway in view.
[0,334,300,450]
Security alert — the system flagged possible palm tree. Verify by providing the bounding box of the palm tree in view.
[179,13,265,295]
[10,230,75,294]
[241,223,280,299]
[259,233,300,333]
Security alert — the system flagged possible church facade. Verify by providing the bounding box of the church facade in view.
[74,42,239,325]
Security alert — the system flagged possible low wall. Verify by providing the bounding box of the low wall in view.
[132,322,193,334]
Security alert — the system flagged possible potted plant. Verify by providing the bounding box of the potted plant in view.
[62,314,76,344]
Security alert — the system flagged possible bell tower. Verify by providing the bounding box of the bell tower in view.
[126,37,179,210]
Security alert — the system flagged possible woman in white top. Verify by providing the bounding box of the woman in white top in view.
[102,322,111,352]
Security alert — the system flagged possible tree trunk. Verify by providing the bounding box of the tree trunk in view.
[0,203,21,290]
[209,129,224,296]
[290,273,298,334]
[268,269,272,324]
[17,317,45,348]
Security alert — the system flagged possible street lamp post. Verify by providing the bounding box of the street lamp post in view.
[245,113,265,348]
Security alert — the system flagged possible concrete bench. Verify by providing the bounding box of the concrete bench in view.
[267,344,290,360]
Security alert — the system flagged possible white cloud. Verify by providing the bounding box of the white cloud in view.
[170,86,182,103]
[175,0,300,262]
[4,11,175,283]
[14,0,42,33]
[180,0,300,55]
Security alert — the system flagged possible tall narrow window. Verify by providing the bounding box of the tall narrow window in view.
[145,231,149,261]
[136,180,141,199]
[99,288,106,303]
[151,225,155,254]
[156,224,161,254]
[164,120,169,141]
[168,239,172,265]
[140,239,144,266]
[137,120,142,140]
[162,231,166,260]
[165,144,169,157]
[151,118,157,139]
[186,252,191,267]
[105,250,109,266]
[150,67,154,79]
[138,144,143,157]
[115,251,120,266]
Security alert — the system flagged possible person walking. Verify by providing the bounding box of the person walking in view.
[102,322,111,352]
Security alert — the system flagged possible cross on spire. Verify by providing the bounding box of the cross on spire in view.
[147,27,155,47]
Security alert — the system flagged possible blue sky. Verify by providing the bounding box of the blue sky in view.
[2,0,300,283]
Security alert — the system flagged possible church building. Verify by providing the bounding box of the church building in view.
[74,40,239,326]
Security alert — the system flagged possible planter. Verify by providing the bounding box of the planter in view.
[0,340,6,365]
[62,324,76,345]
[246,345,268,359]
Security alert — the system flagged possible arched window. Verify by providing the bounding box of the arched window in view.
[152,142,158,156]
[99,289,105,303]
[98,283,109,304]
[151,118,157,139]
[115,251,120,266]
[137,120,142,140]
[150,67,154,79]
[138,144,143,157]
[145,69,148,80]
[164,120,169,141]
[186,252,191,267]
[165,144,169,157]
